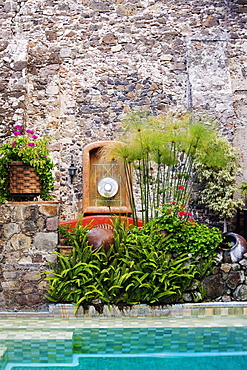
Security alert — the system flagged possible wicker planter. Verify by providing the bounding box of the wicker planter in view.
[9,161,41,200]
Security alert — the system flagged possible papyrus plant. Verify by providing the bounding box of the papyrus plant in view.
[102,112,237,225]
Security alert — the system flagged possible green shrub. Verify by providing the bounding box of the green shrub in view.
[44,213,221,311]
[129,203,223,258]
[45,241,199,311]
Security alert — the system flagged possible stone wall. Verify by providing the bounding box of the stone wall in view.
[201,258,247,303]
[0,202,59,311]
[0,0,247,219]
[1,200,247,311]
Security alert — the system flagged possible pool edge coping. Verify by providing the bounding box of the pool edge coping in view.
[0,302,247,317]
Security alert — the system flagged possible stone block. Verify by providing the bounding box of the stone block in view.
[2,223,20,238]
[33,232,58,251]
[233,284,247,300]
[37,217,45,230]
[32,254,43,263]
[22,206,37,220]
[45,30,57,41]
[12,206,25,221]
[23,282,34,294]
[46,216,59,231]
[4,251,22,263]
[60,48,71,58]
[1,281,19,290]
[202,275,225,299]
[226,271,245,290]
[111,44,122,52]
[22,220,38,233]
[0,40,8,52]
[24,271,40,281]
[117,4,138,16]
[18,256,32,264]
[90,1,111,12]
[3,271,18,279]
[39,65,59,77]
[229,59,247,91]
[45,254,57,264]
[9,234,31,251]
[38,280,48,290]
[160,54,173,61]
[0,206,12,223]
[220,263,232,273]
[15,293,43,306]
[102,33,117,45]
[240,259,247,268]
[40,204,59,217]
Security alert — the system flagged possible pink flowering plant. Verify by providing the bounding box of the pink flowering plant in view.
[0,125,54,202]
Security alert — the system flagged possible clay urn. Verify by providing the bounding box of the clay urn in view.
[88,228,114,253]
[220,232,247,263]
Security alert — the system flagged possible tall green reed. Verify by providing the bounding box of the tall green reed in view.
[102,112,229,225]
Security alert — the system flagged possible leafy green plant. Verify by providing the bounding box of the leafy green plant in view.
[44,214,221,311]
[240,182,247,208]
[59,215,89,247]
[126,202,222,258]
[194,136,244,231]
[240,182,247,196]
[0,125,54,202]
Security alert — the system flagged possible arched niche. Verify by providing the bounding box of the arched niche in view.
[82,141,131,214]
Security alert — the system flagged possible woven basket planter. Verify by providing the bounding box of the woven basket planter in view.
[9,161,41,199]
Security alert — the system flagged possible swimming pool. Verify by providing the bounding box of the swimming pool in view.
[5,354,247,370]
[1,315,247,370]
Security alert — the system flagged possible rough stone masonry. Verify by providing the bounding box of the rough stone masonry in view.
[1,0,247,311]
[0,202,59,311]
[0,0,247,218]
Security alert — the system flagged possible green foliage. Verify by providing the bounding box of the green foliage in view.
[59,215,89,247]
[240,182,247,196]
[126,203,222,258]
[194,136,244,218]
[0,125,54,202]
[102,112,242,224]
[44,214,221,311]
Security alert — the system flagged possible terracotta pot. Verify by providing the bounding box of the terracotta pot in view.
[88,228,114,253]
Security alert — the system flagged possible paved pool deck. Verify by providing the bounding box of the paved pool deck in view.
[0,314,247,330]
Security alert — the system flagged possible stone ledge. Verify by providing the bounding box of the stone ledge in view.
[4,201,59,204]
[48,302,247,318]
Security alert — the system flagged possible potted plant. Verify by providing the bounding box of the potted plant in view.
[0,125,55,202]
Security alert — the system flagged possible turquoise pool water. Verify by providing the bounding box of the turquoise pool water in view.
[1,315,247,370]
[3,325,247,370]
[6,354,247,370]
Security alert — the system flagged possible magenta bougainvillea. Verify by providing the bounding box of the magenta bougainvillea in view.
[0,126,54,202]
